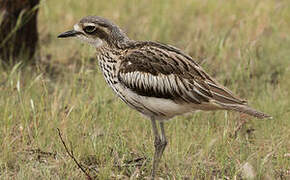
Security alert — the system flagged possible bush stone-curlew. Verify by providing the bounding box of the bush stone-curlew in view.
[58,16,271,179]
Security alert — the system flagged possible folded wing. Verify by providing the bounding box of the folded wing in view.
[118,42,247,106]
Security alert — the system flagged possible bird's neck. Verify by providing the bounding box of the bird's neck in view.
[97,44,122,57]
[104,26,132,49]
[104,36,131,49]
[98,38,134,53]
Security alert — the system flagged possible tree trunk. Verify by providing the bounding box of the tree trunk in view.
[0,0,40,65]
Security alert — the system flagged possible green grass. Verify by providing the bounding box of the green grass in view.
[1,0,290,179]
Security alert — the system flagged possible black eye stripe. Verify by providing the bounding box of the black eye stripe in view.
[98,23,109,28]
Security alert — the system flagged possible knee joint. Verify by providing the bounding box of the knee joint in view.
[154,138,167,148]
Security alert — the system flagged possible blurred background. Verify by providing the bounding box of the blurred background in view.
[0,0,289,179]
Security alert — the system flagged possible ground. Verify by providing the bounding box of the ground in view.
[0,0,289,179]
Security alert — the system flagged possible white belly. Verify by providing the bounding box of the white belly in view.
[139,96,196,120]
[113,83,196,121]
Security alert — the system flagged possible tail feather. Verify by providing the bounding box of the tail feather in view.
[205,80,271,119]
[215,102,272,119]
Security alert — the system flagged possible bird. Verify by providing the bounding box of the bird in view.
[58,16,271,179]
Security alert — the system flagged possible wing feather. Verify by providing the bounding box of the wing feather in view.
[118,42,246,106]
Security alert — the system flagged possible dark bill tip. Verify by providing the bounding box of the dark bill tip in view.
[57,30,81,38]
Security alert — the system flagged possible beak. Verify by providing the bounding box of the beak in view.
[57,30,81,38]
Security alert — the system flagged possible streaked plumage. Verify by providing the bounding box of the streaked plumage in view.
[96,39,270,121]
[58,16,271,179]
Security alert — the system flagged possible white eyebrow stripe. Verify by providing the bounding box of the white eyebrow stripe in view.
[73,24,82,32]
[83,23,96,27]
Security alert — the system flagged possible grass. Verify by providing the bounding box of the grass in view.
[1,0,290,179]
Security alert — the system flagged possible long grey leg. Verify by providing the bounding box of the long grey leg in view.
[150,118,168,179]
[160,122,167,144]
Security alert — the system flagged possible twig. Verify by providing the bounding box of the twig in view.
[57,128,93,180]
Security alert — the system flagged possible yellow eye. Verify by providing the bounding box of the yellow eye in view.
[84,26,96,34]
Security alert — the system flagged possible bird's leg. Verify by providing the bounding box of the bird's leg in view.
[150,117,160,179]
[159,122,168,156]
[150,118,168,179]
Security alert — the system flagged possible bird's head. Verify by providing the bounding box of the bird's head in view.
[58,16,129,48]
